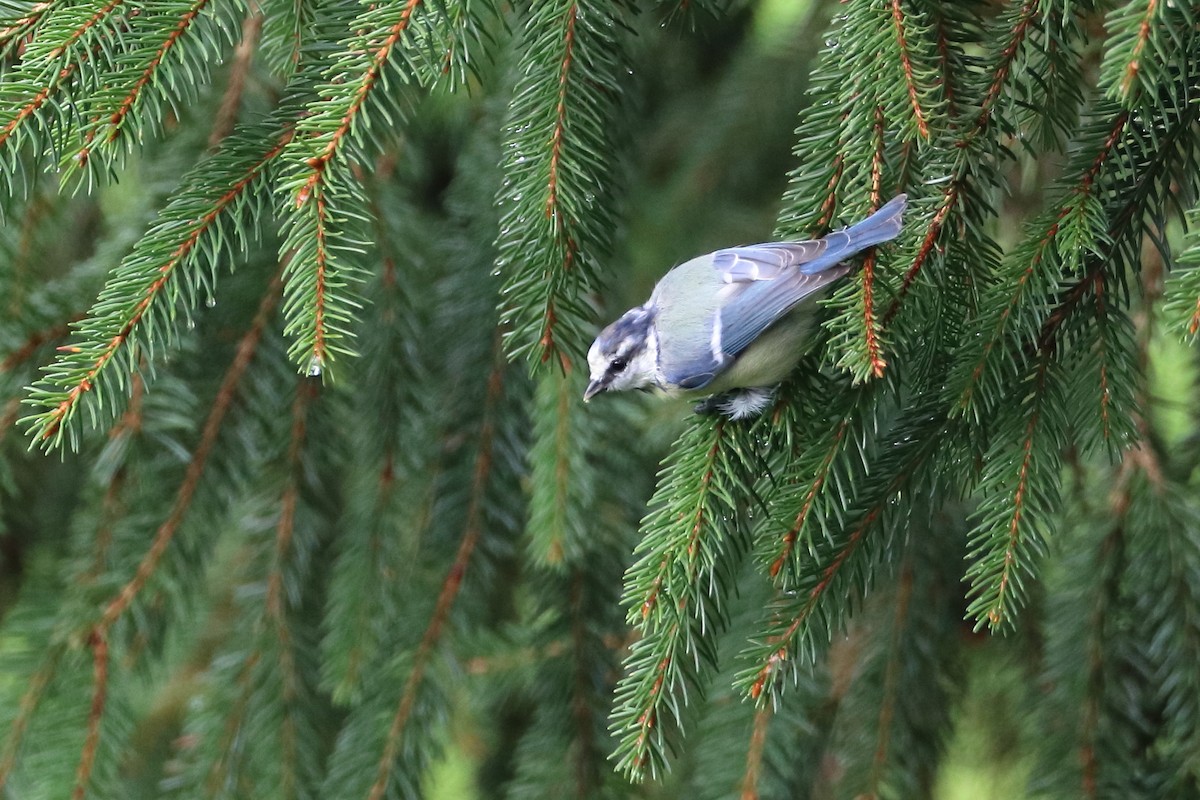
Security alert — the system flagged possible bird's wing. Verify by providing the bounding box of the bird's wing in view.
[653,257,851,392]
[711,240,829,282]
[711,263,852,362]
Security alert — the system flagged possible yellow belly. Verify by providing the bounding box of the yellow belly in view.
[673,310,815,397]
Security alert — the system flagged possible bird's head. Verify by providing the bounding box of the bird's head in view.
[584,305,658,401]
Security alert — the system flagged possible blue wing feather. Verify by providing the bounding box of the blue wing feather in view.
[657,195,907,390]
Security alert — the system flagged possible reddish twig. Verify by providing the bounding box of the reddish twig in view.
[769,420,848,579]
[297,0,423,204]
[71,630,109,800]
[41,128,293,441]
[1118,0,1158,99]
[208,12,264,149]
[107,0,212,144]
[0,316,80,373]
[862,107,887,377]
[537,4,581,368]
[367,349,506,800]
[738,706,772,800]
[890,0,929,139]
[98,268,283,629]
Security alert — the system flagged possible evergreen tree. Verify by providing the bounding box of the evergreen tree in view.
[0,1,1198,798]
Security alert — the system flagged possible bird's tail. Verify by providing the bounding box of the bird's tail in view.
[799,194,908,274]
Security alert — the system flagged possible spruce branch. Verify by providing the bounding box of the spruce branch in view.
[208,10,263,149]
[1164,206,1200,345]
[94,269,280,633]
[0,1,53,60]
[951,109,1130,423]
[762,400,855,582]
[63,0,243,180]
[610,419,758,780]
[889,0,930,140]
[0,643,66,790]
[1097,0,1196,109]
[0,0,127,190]
[276,0,434,377]
[738,407,948,705]
[360,349,507,800]
[964,353,1067,631]
[738,706,771,800]
[22,119,292,450]
[495,0,633,370]
[70,629,108,800]
[263,380,318,800]
[527,368,599,570]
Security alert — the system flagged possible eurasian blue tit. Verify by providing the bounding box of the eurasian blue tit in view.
[584,194,907,418]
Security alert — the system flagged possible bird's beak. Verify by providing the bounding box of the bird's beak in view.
[583,379,605,402]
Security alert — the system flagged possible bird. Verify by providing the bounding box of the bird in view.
[583,194,907,418]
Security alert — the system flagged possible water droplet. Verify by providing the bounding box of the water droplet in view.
[206,296,216,308]
[186,319,196,330]
[306,354,324,377]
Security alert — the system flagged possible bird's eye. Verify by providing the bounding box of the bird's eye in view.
[610,356,629,372]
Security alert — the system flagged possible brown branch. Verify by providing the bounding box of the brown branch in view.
[537,4,581,369]
[296,0,423,204]
[865,557,914,796]
[71,630,109,800]
[98,268,284,629]
[1118,0,1158,100]
[0,316,81,373]
[41,128,293,441]
[890,0,929,139]
[208,11,264,149]
[769,420,848,579]
[738,706,772,800]
[106,0,213,145]
[367,347,507,800]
